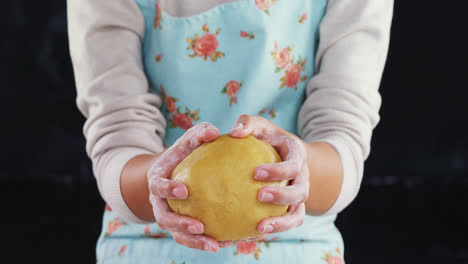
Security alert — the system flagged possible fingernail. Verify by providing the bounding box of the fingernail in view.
[211,244,218,253]
[230,123,244,136]
[232,123,243,131]
[260,192,274,202]
[203,243,211,252]
[172,187,186,198]
[261,224,274,233]
[255,169,269,180]
[204,243,217,253]
[187,225,200,234]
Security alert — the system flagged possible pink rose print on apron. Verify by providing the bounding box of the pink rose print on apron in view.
[299,13,308,24]
[155,53,162,63]
[234,241,262,259]
[259,107,277,119]
[255,0,279,15]
[271,41,308,90]
[233,236,279,260]
[141,225,169,239]
[221,80,243,106]
[322,248,344,264]
[104,217,126,237]
[160,86,200,130]
[240,31,255,40]
[118,245,127,257]
[154,2,162,30]
[187,24,225,62]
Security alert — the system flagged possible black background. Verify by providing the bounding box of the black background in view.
[2,0,468,263]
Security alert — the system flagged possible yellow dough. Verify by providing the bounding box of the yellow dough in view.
[167,134,288,241]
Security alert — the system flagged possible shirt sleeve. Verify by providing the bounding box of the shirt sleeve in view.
[298,0,394,215]
[68,0,166,223]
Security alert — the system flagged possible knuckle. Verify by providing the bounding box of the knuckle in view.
[302,166,310,179]
[271,221,278,232]
[148,165,163,179]
[276,222,288,232]
[178,138,199,154]
[287,162,301,176]
[293,168,302,179]
[172,234,183,244]
[274,189,284,202]
[196,121,210,130]
[294,191,307,205]
[156,180,171,197]
[196,239,206,250]
[173,140,188,154]
[148,178,157,191]
[184,126,202,141]
[290,137,304,149]
[272,164,285,176]
[147,171,154,181]
[303,183,310,195]
[157,218,167,227]
[298,217,305,226]
[157,221,166,230]
[157,217,172,230]
[300,189,309,203]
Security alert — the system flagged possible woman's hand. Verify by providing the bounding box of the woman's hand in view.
[147,122,233,252]
[230,115,309,236]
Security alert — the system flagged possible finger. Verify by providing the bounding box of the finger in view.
[254,160,301,181]
[274,136,307,164]
[172,231,219,253]
[258,174,309,206]
[258,163,309,204]
[149,178,188,199]
[230,116,307,164]
[243,234,268,242]
[147,122,220,181]
[258,185,308,205]
[257,203,305,234]
[218,241,233,248]
[230,115,291,149]
[230,114,273,139]
[150,194,204,235]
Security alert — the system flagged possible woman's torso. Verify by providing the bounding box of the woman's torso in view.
[96,0,345,263]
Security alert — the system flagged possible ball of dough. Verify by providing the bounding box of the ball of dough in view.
[167,134,288,241]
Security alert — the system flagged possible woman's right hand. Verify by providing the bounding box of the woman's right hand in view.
[147,122,232,252]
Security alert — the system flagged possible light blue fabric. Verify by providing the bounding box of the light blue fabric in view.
[96,0,345,263]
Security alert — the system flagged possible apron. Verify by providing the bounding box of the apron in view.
[96,0,345,263]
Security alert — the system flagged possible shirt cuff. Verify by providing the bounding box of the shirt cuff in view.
[96,147,156,224]
[307,134,362,215]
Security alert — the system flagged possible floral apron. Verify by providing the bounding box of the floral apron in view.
[96,0,345,263]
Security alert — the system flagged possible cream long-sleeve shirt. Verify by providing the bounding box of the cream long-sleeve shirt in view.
[67,0,393,223]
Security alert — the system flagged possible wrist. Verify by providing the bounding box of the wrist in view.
[121,153,161,222]
[304,142,343,215]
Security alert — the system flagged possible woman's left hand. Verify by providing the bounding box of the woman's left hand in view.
[230,114,309,236]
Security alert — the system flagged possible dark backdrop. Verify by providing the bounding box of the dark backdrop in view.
[2,0,468,263]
